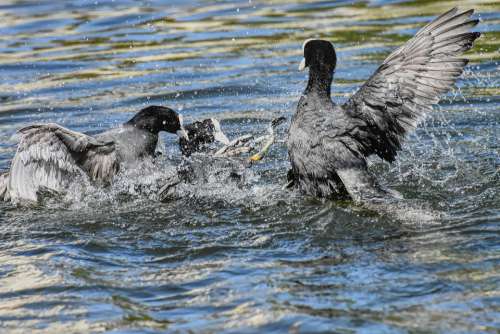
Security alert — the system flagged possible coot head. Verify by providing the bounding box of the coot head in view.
[299,39,337,73]
[127,105,188,139]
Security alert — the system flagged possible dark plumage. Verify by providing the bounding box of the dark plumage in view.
[179,118,229,156]
[0,105,188,204]
[287,8,481,202]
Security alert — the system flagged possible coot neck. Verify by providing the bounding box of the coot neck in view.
[305,66,334,99]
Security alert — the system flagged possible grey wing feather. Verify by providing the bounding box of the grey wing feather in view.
[7,124,118,202]
[81,146,119,182]
[343,7,480,162]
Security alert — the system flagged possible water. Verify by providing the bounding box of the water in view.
[0,0,499,332]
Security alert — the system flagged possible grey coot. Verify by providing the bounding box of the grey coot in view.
[287,7,481,202]
[159,117,286,201]
[177,116,285,159]
[0,105,188,204]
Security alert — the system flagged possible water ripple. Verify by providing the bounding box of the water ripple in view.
[0,0,499,333]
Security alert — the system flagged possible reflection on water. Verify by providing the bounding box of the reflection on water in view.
[0,0,499,333]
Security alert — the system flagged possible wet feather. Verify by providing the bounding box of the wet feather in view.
[287,8,480,201]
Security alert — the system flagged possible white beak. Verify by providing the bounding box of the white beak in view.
[298,58,306,71]
[299,38,316,71]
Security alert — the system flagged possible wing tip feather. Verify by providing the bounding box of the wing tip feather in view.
[459,8,474,17]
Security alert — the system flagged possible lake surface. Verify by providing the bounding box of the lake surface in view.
[0,0,499,333]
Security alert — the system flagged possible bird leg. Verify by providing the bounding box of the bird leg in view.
[249,116,286,162]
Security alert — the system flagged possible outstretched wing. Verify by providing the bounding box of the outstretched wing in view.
[343,7,480,162]
[8,124,118,202]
